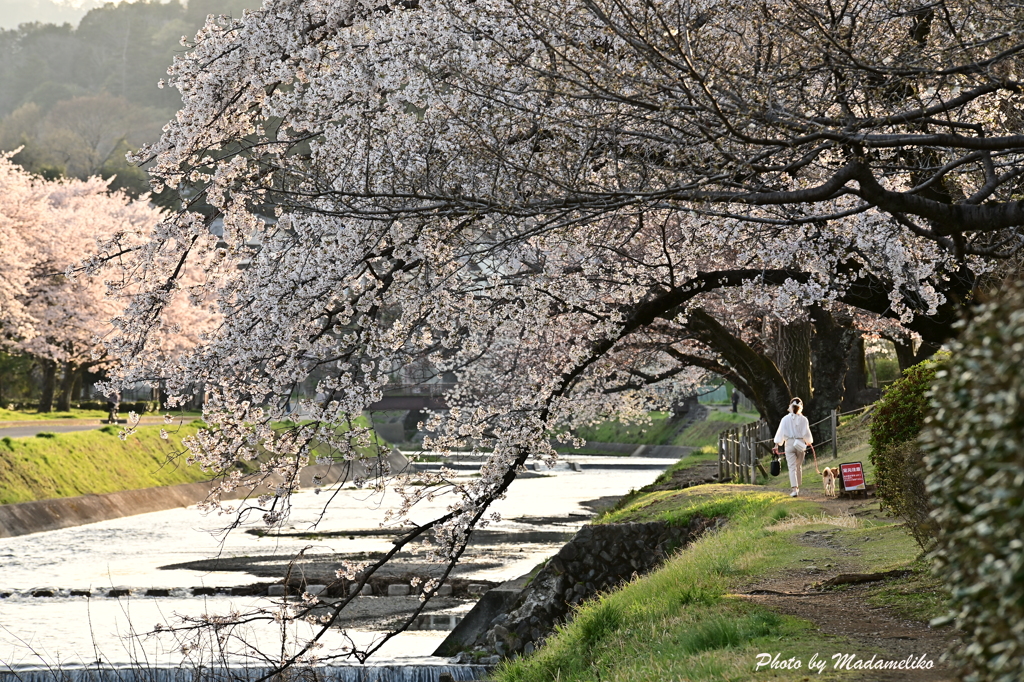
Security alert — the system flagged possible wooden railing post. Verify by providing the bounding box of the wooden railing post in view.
[718,433,724,481]
[741,430,749,483]
[831,409,839,460]
[730,430,737,481]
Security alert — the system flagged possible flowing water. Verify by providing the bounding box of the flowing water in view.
[0,455,674,678]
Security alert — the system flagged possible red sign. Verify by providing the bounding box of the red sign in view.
[840,462,866,491]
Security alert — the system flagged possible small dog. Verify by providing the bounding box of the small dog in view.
[821,467,838,498]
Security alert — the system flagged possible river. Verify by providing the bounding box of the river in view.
[0,455,673,676]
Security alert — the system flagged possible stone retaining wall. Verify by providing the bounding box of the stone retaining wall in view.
[443,515,723,659]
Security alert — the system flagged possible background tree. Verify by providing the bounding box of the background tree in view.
[0,0,263,197]
[0,154,166,411]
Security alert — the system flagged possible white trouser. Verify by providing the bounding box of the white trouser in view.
[785,440,806,489]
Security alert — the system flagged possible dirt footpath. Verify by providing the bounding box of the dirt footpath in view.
[741,492,957,681]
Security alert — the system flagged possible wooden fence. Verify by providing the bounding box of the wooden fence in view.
[718,410,840,483]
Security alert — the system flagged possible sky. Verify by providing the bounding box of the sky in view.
[0,0,131,29]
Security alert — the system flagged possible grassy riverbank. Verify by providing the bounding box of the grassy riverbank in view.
[0,423,210,504]
[569,406,760,453]
[494,417,952,682]
[0,407,204,421]
[0,407,112,421]
[0,417,392,505]
[572,411,677,445]
[671,408,760,448]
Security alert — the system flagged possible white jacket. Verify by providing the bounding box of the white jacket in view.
[774,413,813,446]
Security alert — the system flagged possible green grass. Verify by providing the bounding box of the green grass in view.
[0,423,210,504]
[650,445,718,483]
[0,407,112,421]
[602,446,720,512]
[861,558,946,623]
[597,485,809,528]
[494,490,875,682]
[672,412,760,448]
[572,411,677,445]
[0,415,391,505]
[0,407,204,421]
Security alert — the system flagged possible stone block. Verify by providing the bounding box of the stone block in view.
[387,584,411,596]
[267,584,287,597]
[436,584,453,597]
[348,583,361,596]
[361,584,373,595]
[305,584,326,596]
[468,583,488,596]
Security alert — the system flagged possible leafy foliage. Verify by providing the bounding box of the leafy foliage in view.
[879,441,937,550]
[869,357,943,544]
[870,359,941,452]
[921,283,1024,682]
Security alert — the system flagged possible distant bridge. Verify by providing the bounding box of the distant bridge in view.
[366,383,454,411]
[367,395,448,410]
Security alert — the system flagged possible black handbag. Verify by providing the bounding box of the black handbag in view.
[770,453,781,477]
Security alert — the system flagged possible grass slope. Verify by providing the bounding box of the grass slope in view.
[0,417,393,505]
[494,414,945,682]
[0,423,209,504]
[571,411,677,445]
[672,410,760,448]
[495,491,841,681]
[0,407,112,421]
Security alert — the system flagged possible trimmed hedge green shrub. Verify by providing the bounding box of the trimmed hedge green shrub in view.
[921,284,1024,682]
[871,359,941,451]
[870,357,942,545]
[880,441,936,550]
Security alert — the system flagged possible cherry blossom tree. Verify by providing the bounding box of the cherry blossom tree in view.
[102,0,1024,669]
[0,155,180,411]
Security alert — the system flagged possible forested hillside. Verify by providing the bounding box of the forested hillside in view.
[0,0,259,196]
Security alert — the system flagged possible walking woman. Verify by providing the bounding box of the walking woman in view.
[774,397,813,497]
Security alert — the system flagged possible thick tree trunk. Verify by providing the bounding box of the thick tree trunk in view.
[914,341,939,365]
[899,340,941,368]
[687,310,791,424]
[56,362,79,412]
[771,317,812,403]
[807,306,856,430]
[38,359,57,413]
[892,335,917,372]
[72,370,84,402]
[840,336,879,411]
